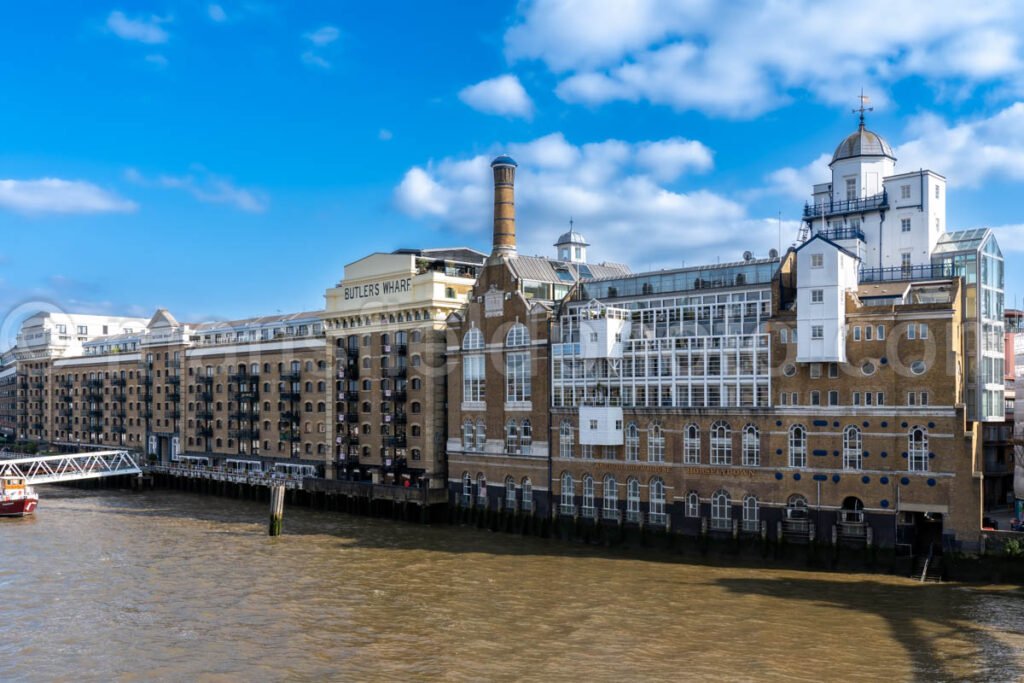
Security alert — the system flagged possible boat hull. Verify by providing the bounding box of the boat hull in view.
[0,495,38,517]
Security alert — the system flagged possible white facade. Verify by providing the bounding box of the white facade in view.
[795,237,859,364]
[14,312,148,360]
[578,405,624,445]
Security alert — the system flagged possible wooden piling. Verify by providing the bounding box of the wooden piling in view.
[269,484,285,536]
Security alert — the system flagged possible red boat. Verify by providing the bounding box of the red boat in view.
[0,474,38,517]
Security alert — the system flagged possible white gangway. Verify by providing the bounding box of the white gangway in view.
[0,450,141,485]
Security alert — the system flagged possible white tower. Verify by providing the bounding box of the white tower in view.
[555,221,589,264]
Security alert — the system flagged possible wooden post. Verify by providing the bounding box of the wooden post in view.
[269,484,285,536]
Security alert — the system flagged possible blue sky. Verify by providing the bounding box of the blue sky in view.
[4,1,1024,340]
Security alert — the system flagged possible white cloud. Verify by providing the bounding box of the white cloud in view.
[208,4,227,22]
[759,153,832,201]
[0,178,137,215]
[988,224,1024,252]
[394,133,782,268]
[106,11,170,45]
[301,51,331,69]
[127,167,267,212]
[305,25,339,47]
[506,0,1024,117]
[458,75,535,119]
[379,129,393,141]
[145,54,168,67]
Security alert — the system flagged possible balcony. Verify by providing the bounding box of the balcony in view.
[279,431,301,442]
[392,390,408,403]
[31,380,45,390]
[113,410,127,419]
[858,263,952,284]
[346,414,359,423]
[142,393,153,403]
[395,344,408,356]
[58,408,73,417]
[111,377,127,387]
[228,372,255,383]
[58,379,74,389]
[88,424,104,434]
[86,379,104,389]
[142,376,153,386]
[230,411,256,421]
[111,393,127,403]
[141,409,153,419]
[345,391,359,401]
[168,359,181,369]
[280,371,301,383]
[167,375,181,386]
[167,392,181,403]
[86,390,104,401]
[280,390,300,401]
[393,412,408,425]
[30,421,44,431]
[281,410,301,423]
[384,367,407,379]
[229,427,260,440]
[195,426,213,438]
[234,390,258,402]
[385,435,407,448]
[195,409,214,420]
[166,410,181,420]
[138,360,153,370]
[817,226,865,242]
[111,425,127,434]
[197,375,214,385]
[802,191,888,220]
[197,391,213,403]
[87,408,104,417]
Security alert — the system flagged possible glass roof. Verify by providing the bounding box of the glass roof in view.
[933,228,990,255]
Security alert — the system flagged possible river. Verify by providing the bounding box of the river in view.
[2,487,1022,682]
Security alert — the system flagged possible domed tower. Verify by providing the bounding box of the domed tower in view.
[490,155,518,260]
[829,103,896,203]
[554,222,589,264]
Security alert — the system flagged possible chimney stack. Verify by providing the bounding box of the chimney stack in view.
[490,155,517,259]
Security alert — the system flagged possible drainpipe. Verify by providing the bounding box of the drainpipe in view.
[546,316,553,520]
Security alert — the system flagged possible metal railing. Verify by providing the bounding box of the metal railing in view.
[859,263,951,283]
[803,192,887,219]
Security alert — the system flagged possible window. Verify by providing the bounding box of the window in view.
[865,325,872,341]
[810,254,823,268]
[505,477,516,510]
[811,289,823,304]
[920,392,929,406]
[900,184,911,199]
[559,421,573,458]
[742,496,759,533]
[828,390,839,406]
[843,426,862,470]
[783,364,796,377]
[852,391,861,406]
[461,473,472,507]
[625,423,639,461]
[477,475,487,506]
[810,390,821,406]
[603,476,618,517]
[582,475,595,515]
[810,363,821,379]
[505,419,519,453]
[649,478,666,524]
[908,324,915,340]
[647,423,665,463]
[862,361,876,376]
[853,326,862,341]
[742,425,759,466]
[901,218,911,232]
[845,177,856,199]
[506,323,529,347]
[505,352,531,402]
[711,421,731,465]
[935,185,941,199]
[877,325,885,340]
[811,326,823,340]
[461,420,474,449]
[520,420,532,454]
[901,252,912,274]
[789,424,807,468]
[911,360,926,375]
[475,418,486,449]
[908,392,917,406]
[909,427,928,471]
[626,478,640,522]
[686,491,699,518]
[684,424,700,464]
[711,490,731,530]
[780,328,788,344]
[582,444,594,460]
[919,324,928,340]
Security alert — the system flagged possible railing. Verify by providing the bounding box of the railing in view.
[802,191,887,219]
[0,450,141,484]
[280,390,300,401]
[304,477,447,505]
[559,504,576,516]
[279,431,301,442]
[710,516,733,531]
[602,508,621,522]
[195,410,214,420]
[229,428,260,439]
[167,392,181,403]
[648,512,668,527]
[149,465,306,490]
[197,391,213,403]
[581,506,597,519]
[111,377,127,387]
[625,509,642,524]
[197,376,213,385]
[166,410,181,420]
[85,379,104,388]
[167,376,181,386]
[817,226,866,242]
[859,263,951,283]
[280,372,301,383]
[195,427,213,438]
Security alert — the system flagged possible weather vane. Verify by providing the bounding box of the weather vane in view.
[853,89,873,127]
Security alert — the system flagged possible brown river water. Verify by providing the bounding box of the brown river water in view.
[1,487,1022,682]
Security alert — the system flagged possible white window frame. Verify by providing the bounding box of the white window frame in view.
[909,427,928,472]
[843,425,862,470]
[625,422,639,462]
[742,496,759,532]
[711,490,731,530]
[789,424,807,468]
[742,424,760,466]
[710,421,731,465]
[647,423,665,463]
[684,424,700,464]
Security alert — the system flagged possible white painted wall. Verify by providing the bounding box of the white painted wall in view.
[578,406,624,445]
[796,239,859,363]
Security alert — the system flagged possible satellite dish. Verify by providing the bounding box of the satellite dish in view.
[768,248,779,259]
[743,250,753,261]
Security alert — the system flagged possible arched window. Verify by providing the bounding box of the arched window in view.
[625,422,639,461]
[462,327,483,350]
[505,476,516,510]
[649,477,666,525]
[787,494,809,520]
[742,424,760,466]
[626,478,641,522]
[461,419,474,449]
[788,424,807,468]
[686,491,700,518]
[475,418,486,449]
[684,424,700,464]
[843,425,863,470]
[506,323,529,347]
[603,475,617,518]
[647,423,664,462]
[582,475,595,515]
[476,474,487,506]
[742,495,759,532]
[520,419,532,454]
[521,478,533,511]
[711,489,732,530]
[559,421,574,458]
[711,421,731,465]
[461,472,472,507]
[909,426,928,471]
[560,472,574,513]
[505,419,519,454]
